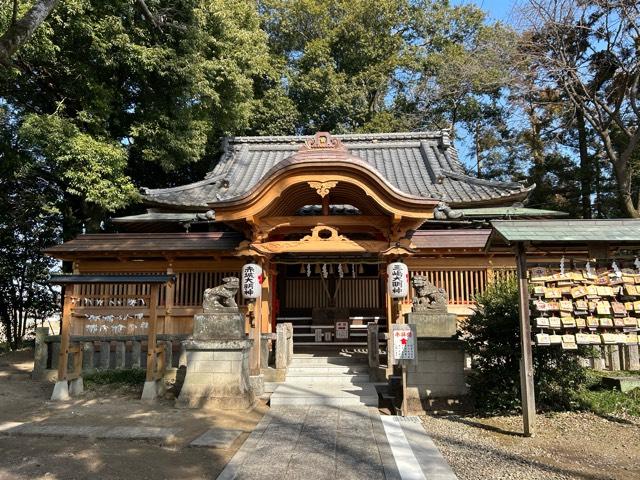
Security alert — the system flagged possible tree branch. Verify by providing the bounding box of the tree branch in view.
[0,0,60,66]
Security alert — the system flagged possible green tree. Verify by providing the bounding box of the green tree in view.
[1,0,281,236]
[520,0,640,217]
[463,278,589,413]
[0,108,59,349]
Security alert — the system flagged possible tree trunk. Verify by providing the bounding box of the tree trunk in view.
[0,0,61,65]
[612,159,640,218]
[576,110,592,219]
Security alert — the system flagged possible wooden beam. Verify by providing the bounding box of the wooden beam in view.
[146,284,160,382]
[57,288,74,382]
[516,242,535,437]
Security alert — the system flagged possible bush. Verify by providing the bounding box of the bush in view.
[83,368,146,387]
[462,278,589,413]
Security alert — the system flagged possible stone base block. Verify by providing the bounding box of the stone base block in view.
[250,374,265,397]
[51,380,70,401]
[141,380,166,401]
[405,311,457,338]
[404,387,471,414]
[193,309,245,340]
[405,339,468,412]
[69,377,84,396]
[176,339,255,410]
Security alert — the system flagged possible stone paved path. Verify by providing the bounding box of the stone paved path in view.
[217,406,399,480]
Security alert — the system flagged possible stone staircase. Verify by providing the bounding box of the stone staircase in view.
[269,353,379,407]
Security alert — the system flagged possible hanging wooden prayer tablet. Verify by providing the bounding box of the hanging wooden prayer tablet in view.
[586,285,599,298]
[615,334,627,344]
[624,285,638,296]
[611,302,627,316]
[534,300,550,312]
[588,333,601,344]
[535,317,550,328]
[575,317,586,329]
[633,301,640,312]
[575,333,591,345]
[596,301,611,315]
[570,271,584,281]
[530,267,548,281]
[613,317,625,328]
[600,333,617,344]
[545,288,562,299]
[561,317,576,328]
[535,333,550,346]
[623,317,638,328]
[560,300,573,312]
[570,286,588,298]
[549,334,563,345]
[561,335,578,350]
[548,316,562,329]
[626,333,639,345]
[533,286,546,296]
[586,316,599,328]
[599,317,614,328]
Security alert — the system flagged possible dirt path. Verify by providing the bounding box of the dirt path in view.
[421,412,640,480]
[0,350,266,480]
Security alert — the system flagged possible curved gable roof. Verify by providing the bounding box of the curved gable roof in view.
[142,131,533,209]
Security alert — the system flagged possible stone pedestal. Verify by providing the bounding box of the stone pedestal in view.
[405,311,457,338]
[404,311,468,413]
[177,307,255,410]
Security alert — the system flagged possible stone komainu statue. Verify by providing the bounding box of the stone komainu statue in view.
[203,277,239,310]
[411,276,448,311]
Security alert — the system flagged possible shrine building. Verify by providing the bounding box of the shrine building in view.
[46,131,561,346]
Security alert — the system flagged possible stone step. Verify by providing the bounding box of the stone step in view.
[289,355,367,366]
[286,365,370,375]
[270,384,379,407]
[284,374,371,384]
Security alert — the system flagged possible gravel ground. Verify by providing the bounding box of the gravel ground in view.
[421,412,639,480]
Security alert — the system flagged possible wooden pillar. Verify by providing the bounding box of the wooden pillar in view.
[165,262,175,328]
[385,264,394,375]
[516,242,535,437]
[145,284,160,382]
[57,287,75,381]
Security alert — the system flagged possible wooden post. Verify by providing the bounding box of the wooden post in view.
[516,242,535,437]
[146,284,160,382]
[248,301,260,375]
[385,277,393,375]
[401,363,408,417]
[165,263,175,327]
[57,288,74,382]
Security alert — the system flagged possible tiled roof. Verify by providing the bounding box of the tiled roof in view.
[142,132,533,209]
[488,220,640,245]
[459,207,568,218]
[44,232,243,258]
[412,230,491,250]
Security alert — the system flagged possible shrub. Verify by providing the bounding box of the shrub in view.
[462,278,589,413]
[84,368,146,387]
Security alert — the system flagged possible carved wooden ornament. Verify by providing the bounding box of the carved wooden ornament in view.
[308,181,338,198]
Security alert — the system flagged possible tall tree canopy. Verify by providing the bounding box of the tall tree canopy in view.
[0,0,638,347]
[520,0,640,218]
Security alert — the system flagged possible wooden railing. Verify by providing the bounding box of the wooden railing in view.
[409,267,517,305]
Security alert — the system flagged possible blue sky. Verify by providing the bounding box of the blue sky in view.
[452,0,519,24]
[449,1,520,169]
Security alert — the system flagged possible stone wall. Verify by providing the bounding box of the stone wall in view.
[405,339,468,412]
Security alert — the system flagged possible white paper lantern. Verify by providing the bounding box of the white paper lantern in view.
[241,263,263,299]
[387,262,409,299]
